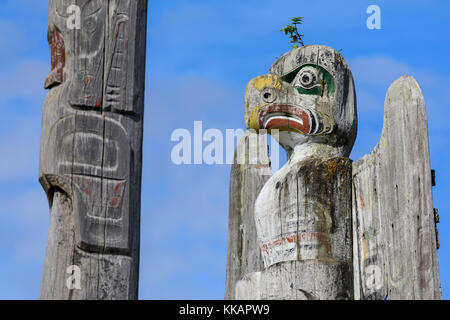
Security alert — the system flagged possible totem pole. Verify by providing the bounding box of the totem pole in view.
[226,45,441,300]
[39,0,148,299]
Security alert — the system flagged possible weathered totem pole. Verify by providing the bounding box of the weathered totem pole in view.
[39,0,148,299]
[226,45,441,300]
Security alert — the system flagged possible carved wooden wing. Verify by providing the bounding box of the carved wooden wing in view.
[225,131,272,299]
[352,76,441,299]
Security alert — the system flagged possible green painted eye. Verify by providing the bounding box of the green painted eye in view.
[295,67,320,90]
[280,65,335,96]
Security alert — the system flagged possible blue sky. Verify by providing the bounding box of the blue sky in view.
[0,0,449,299]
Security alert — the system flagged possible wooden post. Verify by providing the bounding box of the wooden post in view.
[225,131,272,299]
[227,45,440,299]
[352,76,441,299]
[39,0,148,300]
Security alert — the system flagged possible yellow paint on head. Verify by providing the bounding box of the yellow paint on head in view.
[251,74,283,91]
[244,74,284,130]
[246,103,263,130]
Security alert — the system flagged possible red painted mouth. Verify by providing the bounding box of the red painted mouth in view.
[258,104,314,134]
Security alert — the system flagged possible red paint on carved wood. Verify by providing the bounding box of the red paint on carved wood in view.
[95,97,102,109]
[44,26,65,89]
[258,104,312,134]
[109,181,126,208]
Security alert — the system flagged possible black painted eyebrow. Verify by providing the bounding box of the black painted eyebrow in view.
[280,67,303,84]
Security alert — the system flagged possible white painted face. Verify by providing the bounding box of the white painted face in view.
[245,45,357,157]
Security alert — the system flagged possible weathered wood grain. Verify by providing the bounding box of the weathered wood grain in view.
[39,0,148,300]
[225,131,272,299]
[352,76,441,300]
[236,157,353,300]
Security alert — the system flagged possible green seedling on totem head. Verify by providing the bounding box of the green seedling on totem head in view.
[280,17,305,49]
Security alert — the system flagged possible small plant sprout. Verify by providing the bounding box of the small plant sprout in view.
[280,17,305,49]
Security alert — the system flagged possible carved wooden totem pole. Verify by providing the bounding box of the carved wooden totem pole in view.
[226,45,441,300]
[39,0,148,299]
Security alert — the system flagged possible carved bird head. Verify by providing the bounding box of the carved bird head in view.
[244,45,357,157]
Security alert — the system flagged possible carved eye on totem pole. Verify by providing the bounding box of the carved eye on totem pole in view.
[244,45,357,157]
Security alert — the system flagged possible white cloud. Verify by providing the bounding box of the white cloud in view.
[349,55,450,96]
[348,55,450,160]
[140,245,226,299]
[0,117,41,182]
[150,0,365,47]
[349,56,413,88]
[2,0,47,11]
[0,60,48,105]
[143,73,244,155]
[140,73,239,298]
[0,19,28,54]
[142,165,229,241]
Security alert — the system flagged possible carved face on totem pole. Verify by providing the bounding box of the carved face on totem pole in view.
[244,45,357,158]
[248,46,357,273]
